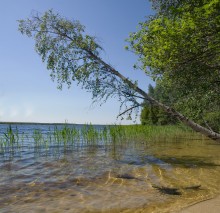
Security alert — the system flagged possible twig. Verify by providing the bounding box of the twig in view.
[117,104,141,117]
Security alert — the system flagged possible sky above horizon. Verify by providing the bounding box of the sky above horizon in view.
[0,0,154,124]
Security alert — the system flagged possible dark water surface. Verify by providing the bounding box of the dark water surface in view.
[0,124,220,213]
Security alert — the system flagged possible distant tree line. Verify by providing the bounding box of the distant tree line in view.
[140,84,178,126]
[141,82,220,133]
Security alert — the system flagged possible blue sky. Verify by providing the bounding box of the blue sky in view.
[0,0,153,124]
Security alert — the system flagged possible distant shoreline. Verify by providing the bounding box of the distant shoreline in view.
[0,121,76,125]
[0,121,116,126]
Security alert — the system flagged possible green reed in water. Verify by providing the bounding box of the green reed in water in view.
[53,125,81,145]
[0,125,20,154]
[0,124,205,155]
[109,124,205,143]
[81,124,100,144]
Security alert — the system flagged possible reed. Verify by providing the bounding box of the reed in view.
[0,123,205,156]
[108,124,203,143]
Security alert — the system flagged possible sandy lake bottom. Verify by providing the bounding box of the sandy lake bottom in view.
[0,125,220,213]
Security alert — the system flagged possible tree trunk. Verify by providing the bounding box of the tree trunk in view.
[135,84,220,142]
[139,90,220,142]
[145,95,220,142]
[108,63,220,142]
[89,49,220,142]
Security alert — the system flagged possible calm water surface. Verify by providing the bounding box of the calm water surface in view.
[0,124,220,213]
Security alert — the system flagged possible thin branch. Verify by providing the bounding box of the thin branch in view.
[201,117,214,132]
[121,91,147,101]
[117,104,142,118]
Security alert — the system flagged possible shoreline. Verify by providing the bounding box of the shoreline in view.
[0,121,112,126]
[179,195,220,213]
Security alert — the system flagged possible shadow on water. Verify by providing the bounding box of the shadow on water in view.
[158,156,220,168]
[152,185,182,195]
[152,184,202,196]
[117,155,173,172]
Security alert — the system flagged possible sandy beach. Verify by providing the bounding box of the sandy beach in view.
[180,196,220,213]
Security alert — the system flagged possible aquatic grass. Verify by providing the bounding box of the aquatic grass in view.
[80,124,100,145]
[101,126,109,144]
[0,137,7,154]
[33,129,44,146]
[0,123,207,157]
[0,125,20,153]
[86,124,99,144]
[70,127,80,144]
[107,124,205,144]
[4,125,19,145]
[52,125,81,146]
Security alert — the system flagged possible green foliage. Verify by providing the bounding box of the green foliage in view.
[18,7,220,136]
[18,10,103,90]
[18,10,142,119]
[203,111,220,132]
[128,0,220,130]
[141,84,178,125]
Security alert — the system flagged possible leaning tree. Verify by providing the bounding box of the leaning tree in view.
[18,6,220,141]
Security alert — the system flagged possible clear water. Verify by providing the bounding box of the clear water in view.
[0,124,220,213]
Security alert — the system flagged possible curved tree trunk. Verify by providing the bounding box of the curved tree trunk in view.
[144,95,220,142]
[18,11,220,142]
[38,22,220,142]
[134,84,220,142]
[92,53,220,142]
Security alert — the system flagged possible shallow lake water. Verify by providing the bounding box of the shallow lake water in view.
[0,124,220,213]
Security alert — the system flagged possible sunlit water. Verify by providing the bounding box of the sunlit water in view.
[0,124,220,213]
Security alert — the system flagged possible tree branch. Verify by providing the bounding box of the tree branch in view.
[121,91,147,100]
[117,104,142,118]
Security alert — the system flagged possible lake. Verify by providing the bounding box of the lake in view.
[0,123,220,212]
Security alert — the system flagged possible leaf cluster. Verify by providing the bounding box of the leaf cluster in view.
[18,10,145,120]
[128,0,220,128]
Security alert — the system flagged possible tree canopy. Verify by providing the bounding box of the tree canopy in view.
[129,0,220,94]
[18,2,220,141]
[18,10,143,118]
[129,0,220,132]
